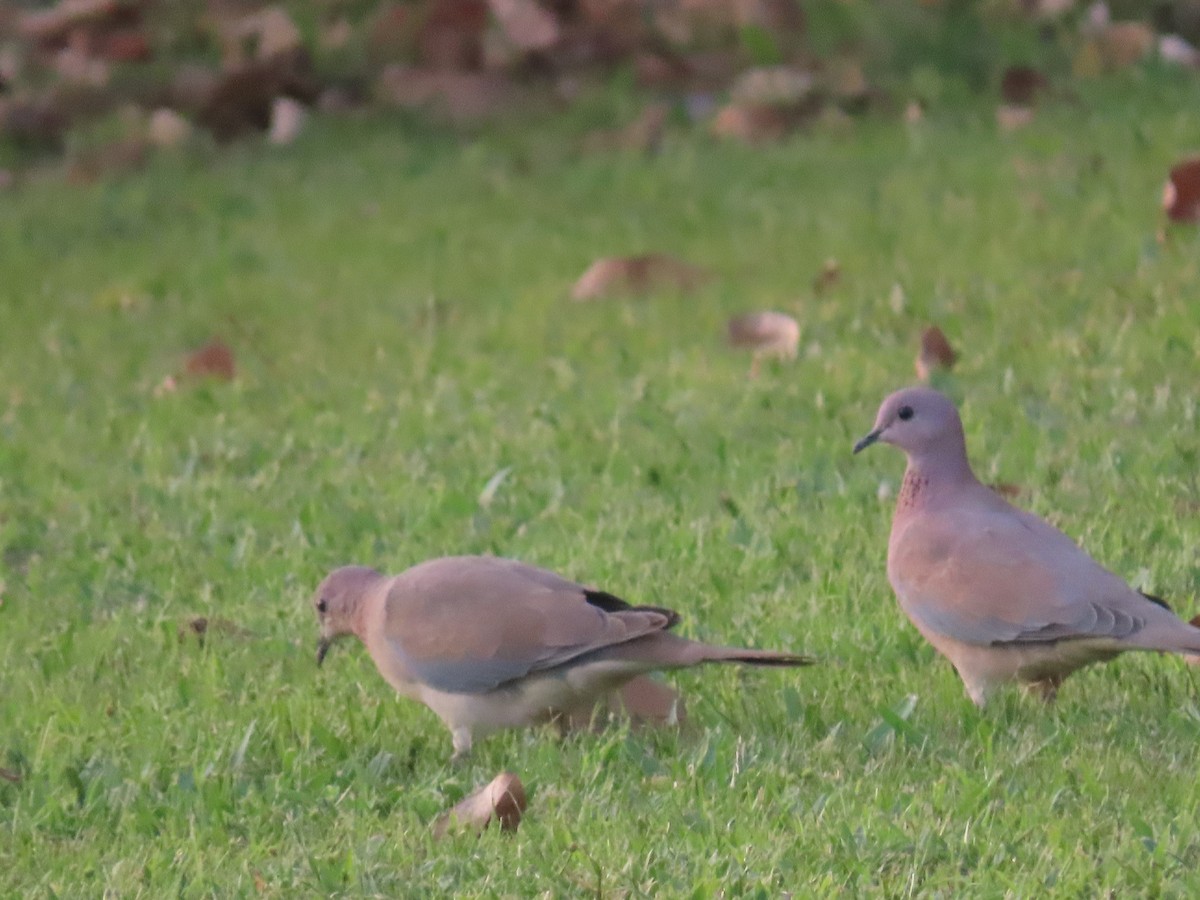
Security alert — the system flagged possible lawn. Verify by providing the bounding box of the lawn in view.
[2,70,1200,896]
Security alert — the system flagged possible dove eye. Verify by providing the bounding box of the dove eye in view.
[316,599,328,614]
[897,406,914,421]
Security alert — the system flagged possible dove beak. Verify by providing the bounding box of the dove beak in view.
[853,429,881,454]
[316,636,332,666]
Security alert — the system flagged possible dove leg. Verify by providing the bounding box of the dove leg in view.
[450,727,474,763]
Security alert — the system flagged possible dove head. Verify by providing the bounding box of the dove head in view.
[313,565,382,666]
[853,387,973,478]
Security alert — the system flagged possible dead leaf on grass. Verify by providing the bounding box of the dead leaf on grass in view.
[432,772,527,838]
[570,254,708,301]
[0,768,20,783]
[184,339,236,381]
[915,325,956,381]
[1163,157,1200,223]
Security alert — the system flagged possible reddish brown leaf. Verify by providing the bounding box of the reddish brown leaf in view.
[0,768,20,783]
[1164,157,1200,223]
[184,339,236,381]
[178,615,255,644]
[915,325,957,381]
[433,772,527,838]
[570,254,707,301]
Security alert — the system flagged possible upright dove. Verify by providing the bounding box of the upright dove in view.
[312,556,812,759]
[854,386,1200,705]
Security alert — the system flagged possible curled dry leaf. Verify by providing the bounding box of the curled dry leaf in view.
[570,254,708,301]
[184,339,236,380]
[433,772,527,838]
[0,768,20,783]
[915,325,956,381]
[1163,157,1200,223]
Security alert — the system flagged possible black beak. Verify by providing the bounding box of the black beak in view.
[316,636,332,666]
[853,429,881,454]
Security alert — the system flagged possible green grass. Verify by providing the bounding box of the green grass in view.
[3,70,1200,896]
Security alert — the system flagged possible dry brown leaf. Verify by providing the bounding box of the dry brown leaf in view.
[0,768,20,783]
[996,103,1034,132]
[1163,157,1200,223]
[432,772,527,838]
[184,339,236,380]
[915,325,957,381]
[1000,65,1048,105]
[570,253,707,301]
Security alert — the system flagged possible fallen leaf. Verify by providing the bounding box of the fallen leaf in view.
[0,768,20,783]
[570,254,708,301]
[1163,157,1200,223]
[812,258,840,293]
[915,325,956,381]
[433,772,527,838]
[184,339,236,380]
[1000,65,1048,105]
